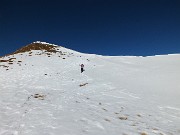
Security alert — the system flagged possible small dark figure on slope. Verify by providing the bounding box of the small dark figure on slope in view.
[80,64,84,73]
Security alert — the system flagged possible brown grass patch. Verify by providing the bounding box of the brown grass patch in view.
[14,43,57,54]
[2,42,59,57]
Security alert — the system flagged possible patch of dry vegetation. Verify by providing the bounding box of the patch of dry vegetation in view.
[13,43,58,54]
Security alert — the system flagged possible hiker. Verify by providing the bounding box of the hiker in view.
[80,64,84,73]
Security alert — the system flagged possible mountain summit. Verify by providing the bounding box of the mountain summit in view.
[0,42,180,135]
[0,41,79,71]
[13,41,59,54]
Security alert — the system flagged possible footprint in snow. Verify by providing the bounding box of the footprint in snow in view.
[118,115,128,120]
[75,101,80,103]
[104,118,111,122]
[137,114,142,117]
[102,108,108,111]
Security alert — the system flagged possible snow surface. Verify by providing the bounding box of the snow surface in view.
[0,45,180,135]
[33,41,58,46]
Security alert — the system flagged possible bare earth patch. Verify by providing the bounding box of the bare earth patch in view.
[33,94,46,100]
[79,83,88,87]
[13,43,58,54]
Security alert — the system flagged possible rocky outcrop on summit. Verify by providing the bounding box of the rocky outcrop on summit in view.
[13,41,59,54]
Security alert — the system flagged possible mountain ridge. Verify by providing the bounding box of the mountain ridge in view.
[0,41,180,135]
[1,41,180,58]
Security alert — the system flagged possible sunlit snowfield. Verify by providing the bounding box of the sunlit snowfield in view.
[0,42,180,135]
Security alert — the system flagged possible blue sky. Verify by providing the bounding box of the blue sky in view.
[0,0,180,56]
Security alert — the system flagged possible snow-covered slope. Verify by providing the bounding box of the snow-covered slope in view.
[0,42,180,135]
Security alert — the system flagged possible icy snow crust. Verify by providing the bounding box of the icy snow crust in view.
[0,44,180,135]
[33,41,58,46]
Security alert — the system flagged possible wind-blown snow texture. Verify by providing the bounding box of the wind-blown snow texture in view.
[0,42,180,135]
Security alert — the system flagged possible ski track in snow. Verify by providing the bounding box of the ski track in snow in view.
[0,47,180,135]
